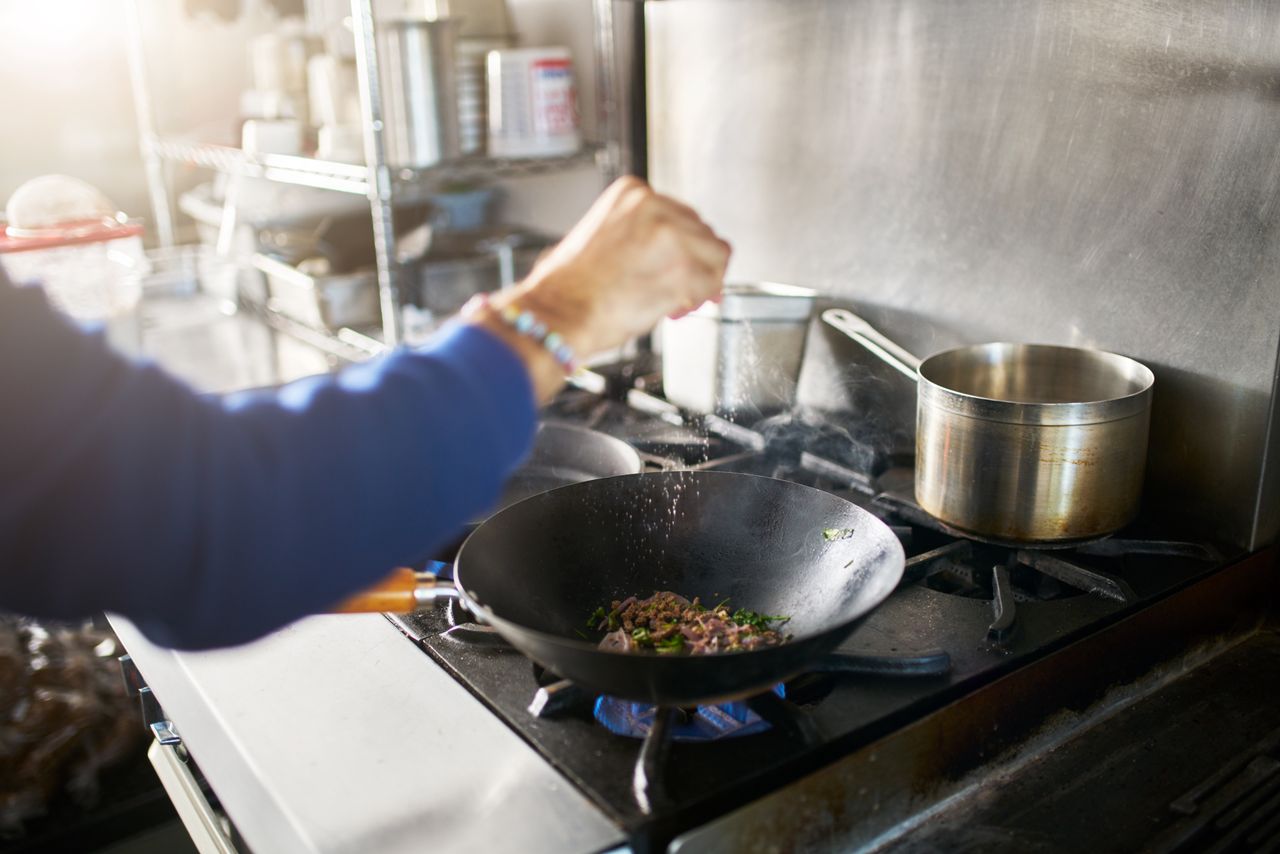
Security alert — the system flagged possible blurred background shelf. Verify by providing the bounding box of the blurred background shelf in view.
[149,138,369,194]
[150,137,606,197]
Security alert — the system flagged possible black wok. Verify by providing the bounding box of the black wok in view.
[452,471,905,706]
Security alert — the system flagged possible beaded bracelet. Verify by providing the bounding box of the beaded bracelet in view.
[467,293,579,374]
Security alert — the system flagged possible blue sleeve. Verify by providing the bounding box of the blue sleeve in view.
[0,269,537,649]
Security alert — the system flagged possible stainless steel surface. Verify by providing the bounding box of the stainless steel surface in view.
[662,283,816,417]
[822,308,920,381]
[591,0,625,181]
[113,615,626,854]
[647,0,1280,549]
[149,139,602,197]
[351,0,403,346]
[823,308,1155,542]
[412,582,462,606]
[504,421,644,498]
[699,282,818,322]
[148,740,239,854]
[416,248,501,316]
[152,139,371,195]
[919,406,1151,544]
[379,18,461,169]
[150,720,183,746]
[254,254,381,330]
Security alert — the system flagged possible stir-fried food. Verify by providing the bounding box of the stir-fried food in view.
[587,591,790,655]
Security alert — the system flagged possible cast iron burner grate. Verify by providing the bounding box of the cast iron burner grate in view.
[519,645,951,814]
[433,619,953,813]
[872,488,1221,643]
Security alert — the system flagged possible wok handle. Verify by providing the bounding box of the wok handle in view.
[821,309,922,382]
[331,567,460,614]
[813,649,952,677]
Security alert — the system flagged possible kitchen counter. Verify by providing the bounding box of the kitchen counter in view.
[110,614,625,854]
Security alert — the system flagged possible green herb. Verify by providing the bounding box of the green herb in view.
[655,634,685,654]
[574,629,589,640]
[586,594,788,653]
[586,605,619,631]
[844,558,855,568]
[824,527,854,541]
[731,609,791,632]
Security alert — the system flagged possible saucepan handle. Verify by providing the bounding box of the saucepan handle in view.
[332,566,461,614]
[821,308,923,383]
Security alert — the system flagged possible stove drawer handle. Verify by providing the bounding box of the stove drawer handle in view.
[332,567,460,614]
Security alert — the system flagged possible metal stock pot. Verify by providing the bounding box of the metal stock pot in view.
[822,309,1155,545]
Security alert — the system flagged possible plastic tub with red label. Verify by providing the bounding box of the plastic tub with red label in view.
[486,47,582,158]
[0,217,147,355]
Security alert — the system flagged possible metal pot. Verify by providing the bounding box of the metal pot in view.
[662,282,817,419]
[822,309,1155,544]
[379,18,461,168]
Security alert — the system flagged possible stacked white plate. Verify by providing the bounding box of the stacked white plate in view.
[456,36,514,155]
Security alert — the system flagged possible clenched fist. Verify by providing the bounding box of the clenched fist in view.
[468,177,731,400]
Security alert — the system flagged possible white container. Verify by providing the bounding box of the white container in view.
[242,118,304,156]
[487,47,581,158]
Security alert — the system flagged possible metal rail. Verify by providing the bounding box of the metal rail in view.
[148,138,604,197]
[349,0,402,345]
[150,139,370,194]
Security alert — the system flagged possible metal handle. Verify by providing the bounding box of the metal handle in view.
[813,649,952,677]
[821,308,923,382]
[147,740,238,854]
[332,566,460,613]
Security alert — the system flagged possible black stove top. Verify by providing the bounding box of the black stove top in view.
[386,384,1236,849]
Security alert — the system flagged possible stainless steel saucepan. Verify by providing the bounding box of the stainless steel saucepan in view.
[822,309,1155,545]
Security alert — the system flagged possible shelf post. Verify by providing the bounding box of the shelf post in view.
[125,0,177,248]
[592,0,622,183]
[351,0,403,347]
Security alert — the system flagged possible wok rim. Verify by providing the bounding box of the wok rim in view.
[453,470,906,660]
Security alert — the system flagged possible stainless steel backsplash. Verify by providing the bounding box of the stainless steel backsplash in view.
[647,0,1280,550]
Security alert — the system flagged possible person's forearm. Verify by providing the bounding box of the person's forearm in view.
[0,273,536,648]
